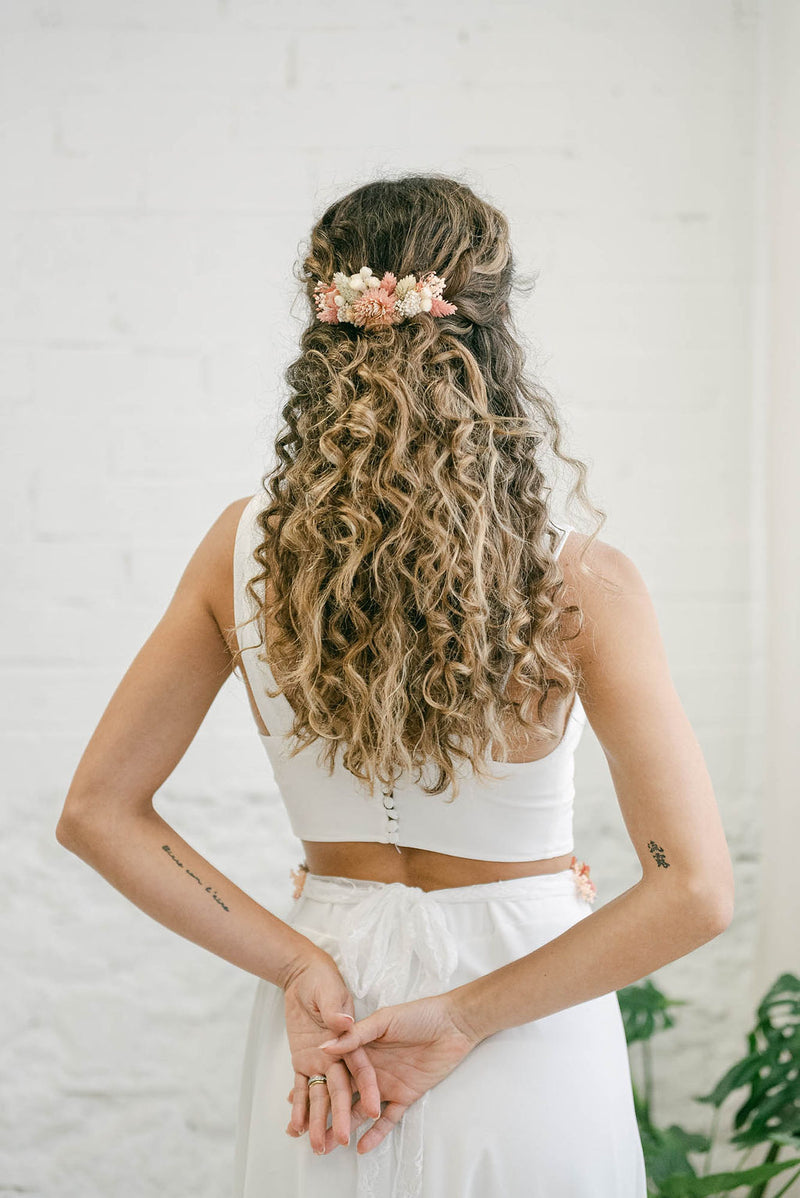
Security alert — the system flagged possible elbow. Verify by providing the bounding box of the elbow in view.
[55,806,86,851]
[55,791,100,851]
[700,901,733,941]
[688,878,735,939]
[642,873,735,942]
[711,893,735,935]
[56,790,155,850]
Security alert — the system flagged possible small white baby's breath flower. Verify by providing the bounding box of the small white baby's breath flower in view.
[395,290,423,318]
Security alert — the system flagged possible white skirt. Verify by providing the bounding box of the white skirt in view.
[233,865,648,1198]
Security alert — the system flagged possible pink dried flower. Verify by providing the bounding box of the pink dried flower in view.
[313,281,341,324]
[429,294,458,317]
[290,862,309,900]
[417,270,458,317]
[570,855,598,904]
[350,286,398,330]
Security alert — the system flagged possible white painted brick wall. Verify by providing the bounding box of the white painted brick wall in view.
[0,1,780,1193]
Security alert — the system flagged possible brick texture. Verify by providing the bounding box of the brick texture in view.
[0,1,778,1193]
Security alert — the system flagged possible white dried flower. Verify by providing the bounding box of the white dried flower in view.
[394,273,417,300]
[333,271,358,303]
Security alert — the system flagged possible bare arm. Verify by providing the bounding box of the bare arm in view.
[55,497,319,991]
[448,535,735,1043]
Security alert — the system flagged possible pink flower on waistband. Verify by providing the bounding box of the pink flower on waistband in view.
[570,855,597,904]
[290,862,309,900]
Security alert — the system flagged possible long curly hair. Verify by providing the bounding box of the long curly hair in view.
[231,172,605,800]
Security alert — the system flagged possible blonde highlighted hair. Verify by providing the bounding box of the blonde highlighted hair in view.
[232,172,605,799]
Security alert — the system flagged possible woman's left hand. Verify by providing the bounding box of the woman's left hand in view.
[281,950,382,1154]
[312,992,480,1155]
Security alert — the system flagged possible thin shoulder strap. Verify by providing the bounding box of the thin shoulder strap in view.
[233,491,297,738]
[233,492,267,648]
[550,519,574,560]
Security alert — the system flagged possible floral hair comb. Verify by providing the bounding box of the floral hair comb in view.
[313,265,457,330]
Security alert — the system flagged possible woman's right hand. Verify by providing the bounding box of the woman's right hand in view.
[281,950,383,1153]
[314,991,481,1155]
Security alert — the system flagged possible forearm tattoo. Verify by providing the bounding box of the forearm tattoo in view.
[162,844,231,912]
[647,840,670,869]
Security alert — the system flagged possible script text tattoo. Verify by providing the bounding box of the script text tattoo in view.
[161,844,231,911]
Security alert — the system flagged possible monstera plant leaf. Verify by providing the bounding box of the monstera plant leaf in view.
[619,977,688,1046]
[639,1121,710,1190]
[694,973,800,1152]
[656,1154,800,1197]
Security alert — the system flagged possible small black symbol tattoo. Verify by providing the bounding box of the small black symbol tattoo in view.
[647,840,670,869]
[161,844,230,911]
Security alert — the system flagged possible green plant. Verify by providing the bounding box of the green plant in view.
[618,972,800,1196]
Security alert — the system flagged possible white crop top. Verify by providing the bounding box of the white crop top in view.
[233,492,587,862]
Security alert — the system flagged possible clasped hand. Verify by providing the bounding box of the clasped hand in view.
[282,950,480,1157]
